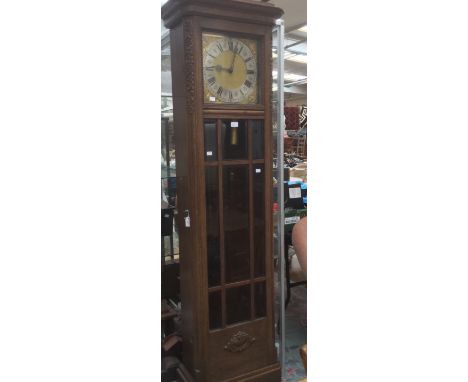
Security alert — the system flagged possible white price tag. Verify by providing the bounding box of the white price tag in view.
[209,96,216,102]
[289,187,302,199]
[285,216,300,225]
[231,121,239,127]
[255,168,262,173]
[184,216,191,228]
[206,151,213,156]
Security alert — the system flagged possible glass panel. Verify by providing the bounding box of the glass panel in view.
[251,120,264,160]
[161,32,174,176]
[204,119,217,161]
[254,282,267,318]
[161,35,177,264]
[253,165,265,277]
[222,119,248,160]
[273,21,291,382]
[223,165,250,283]
[161,176,177,208]
[205,167,220,287]
[226,285,251,325]
[209,291,222,330]
[161,29,172,97]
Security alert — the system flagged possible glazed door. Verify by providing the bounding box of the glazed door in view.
[203,117,275,381]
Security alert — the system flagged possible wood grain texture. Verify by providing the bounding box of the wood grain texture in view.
[162,0,283,30]
[162,1,283,381]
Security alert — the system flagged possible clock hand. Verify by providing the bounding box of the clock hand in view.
[205,64,231,73]
[229,51,237,73]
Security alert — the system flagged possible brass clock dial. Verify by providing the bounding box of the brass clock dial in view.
[202,33,258,104]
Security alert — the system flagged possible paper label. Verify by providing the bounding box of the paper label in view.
[184,216,191,228]
[206,151,213,156]
[289,187,302,199]
[231,121,239,127]
[255,168,262,173]
[285,216,300,225]
[209,96,216,102]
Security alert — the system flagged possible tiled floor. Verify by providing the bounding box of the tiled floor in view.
[283,284,307,382]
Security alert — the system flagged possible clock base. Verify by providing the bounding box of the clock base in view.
[219,362,281,382]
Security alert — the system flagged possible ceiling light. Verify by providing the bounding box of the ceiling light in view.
[273,71,306,83]
[286,54,308,64]
[284,73,306,82]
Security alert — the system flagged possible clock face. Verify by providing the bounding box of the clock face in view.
[202,33,259,104]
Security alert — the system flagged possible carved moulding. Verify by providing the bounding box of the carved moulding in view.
[224,331,256,353]
[183,18,195,114]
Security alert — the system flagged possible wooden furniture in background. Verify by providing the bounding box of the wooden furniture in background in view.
[298,344,307,382]
[300,344,307,371]
[294,136,307,157]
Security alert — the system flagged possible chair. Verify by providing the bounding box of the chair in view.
[294,136,307,157]
[284,231,307,308]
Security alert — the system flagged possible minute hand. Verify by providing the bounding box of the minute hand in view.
[229,51,237,73]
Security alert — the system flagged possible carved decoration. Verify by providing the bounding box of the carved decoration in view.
[266,32,273,103]
[224,331,256,353]
[183,18,195,114]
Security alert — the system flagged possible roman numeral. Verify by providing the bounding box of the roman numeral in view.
[217,87,224,96]
[228,90,233,101]
[229,40,238,53]
[246,69,254,75]
[244,80,252,88]
[217,42,223,52]
[208,52,216,59]
[205,67,214,72]
[237,46,243,55]
[207,77,216,85]
[244,56,253,63]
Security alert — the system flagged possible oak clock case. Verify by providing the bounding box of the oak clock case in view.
[162,1,283,381]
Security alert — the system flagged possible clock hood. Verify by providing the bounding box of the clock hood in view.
[162,0,284,30]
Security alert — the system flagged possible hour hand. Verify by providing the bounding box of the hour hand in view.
[205,64,230,73]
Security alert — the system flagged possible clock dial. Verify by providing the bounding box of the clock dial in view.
[203,33,258,104]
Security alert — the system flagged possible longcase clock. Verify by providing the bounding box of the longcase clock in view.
[162,1,283,381]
